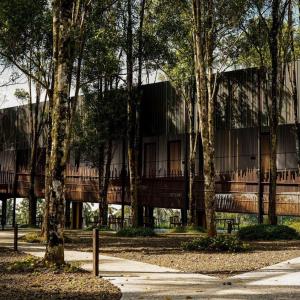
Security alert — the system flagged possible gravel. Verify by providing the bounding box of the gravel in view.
[65,232,300,278]
[0,247,121,300]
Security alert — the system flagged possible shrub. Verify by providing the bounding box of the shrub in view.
[116,227,156,237]
[7,257,39,272]
[84,225,113,232]
[22,232,72,243]
[238,224,299,241]
[182,235,249,252]
[286,222,300,233]
[170,226,206,234]
[22,232,44,243]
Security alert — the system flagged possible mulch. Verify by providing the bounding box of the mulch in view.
[0,247,121,300]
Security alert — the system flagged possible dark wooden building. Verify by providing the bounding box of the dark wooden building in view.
[1,65,300,228]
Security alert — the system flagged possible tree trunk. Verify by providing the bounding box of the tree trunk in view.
[192,0,217,237]
[28,83,41,227]
[41,90,53,241]
[187,82,197,225]
[288,0,300,166]
[101,139,113,226]
[127,0,139,227]
[44,0,74,265]
[97,144,105,225]
[268,0,280,225]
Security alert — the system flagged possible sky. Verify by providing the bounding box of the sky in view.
[0,68,28,108]
[0,66,165,109]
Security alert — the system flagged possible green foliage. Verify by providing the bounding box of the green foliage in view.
[238,225,300,241]
[285,222,300,233]
[84,225,113,232]
[22,232,44,243]
[7,256,39,272]
[62,262,82,273]
[22,232,72,243]
[116,227,156,237]
[182,235,249,252]
[169,226,205,234]
[17,199,29,225]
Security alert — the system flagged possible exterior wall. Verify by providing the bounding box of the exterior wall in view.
[216,124,297,172]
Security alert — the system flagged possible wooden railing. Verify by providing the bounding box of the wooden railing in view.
[1,167,300,215]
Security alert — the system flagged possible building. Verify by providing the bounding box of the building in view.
[1,66,300,228]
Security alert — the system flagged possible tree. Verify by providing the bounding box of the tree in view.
[75,0,126,226]
[246,0,288,225]
[192,0,247,236]
[44,0,92,265]
[15,84,47,227]
[0,0,53,230]
[144,0,196,225]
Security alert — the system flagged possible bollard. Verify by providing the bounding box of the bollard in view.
[93,228,99,276]
[14,224,18,251]
[227,221,233,234]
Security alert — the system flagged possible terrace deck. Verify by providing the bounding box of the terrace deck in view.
[1,168,300,216]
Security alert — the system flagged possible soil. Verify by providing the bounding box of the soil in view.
[0,247,121,300]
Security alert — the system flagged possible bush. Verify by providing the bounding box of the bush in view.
[7,257,39,272]
[286,222,300,233]
[170,226,206,234]
[83,225,113,232]
[182,235,249,252]
[22,232,72,243]
[238,224,299,241]
[22,232,44,243]
[116,227,156,237]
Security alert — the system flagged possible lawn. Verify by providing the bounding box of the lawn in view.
[64,230,300,278]
[0,247,121,300]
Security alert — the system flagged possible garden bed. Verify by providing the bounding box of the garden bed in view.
[0,247,121,300]
[64,231,300,278]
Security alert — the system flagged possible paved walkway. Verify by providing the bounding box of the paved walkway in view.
[1,230,300,299]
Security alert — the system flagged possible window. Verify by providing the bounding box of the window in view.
[168,140,181,176]
[144,143,156,177]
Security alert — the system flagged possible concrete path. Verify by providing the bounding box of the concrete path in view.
[1,230,300,299]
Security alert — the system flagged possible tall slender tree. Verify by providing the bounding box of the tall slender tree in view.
[44,0,92,265]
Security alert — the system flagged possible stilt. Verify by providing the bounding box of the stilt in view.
[65,200,71,228]
[1,199,7,230]
[196,210,206,228]
[28,196,37,227]
[78,202,83,229]
[137,206,144,227]
[12,197,16,227]
[71,201,77,229]
[145,206,154,228]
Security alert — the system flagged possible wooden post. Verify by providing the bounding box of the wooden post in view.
[14,224,18,251]
[93,228,99,276]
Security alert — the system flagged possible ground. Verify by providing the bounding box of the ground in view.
[0,247,121,300]
[65,230,300,278]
